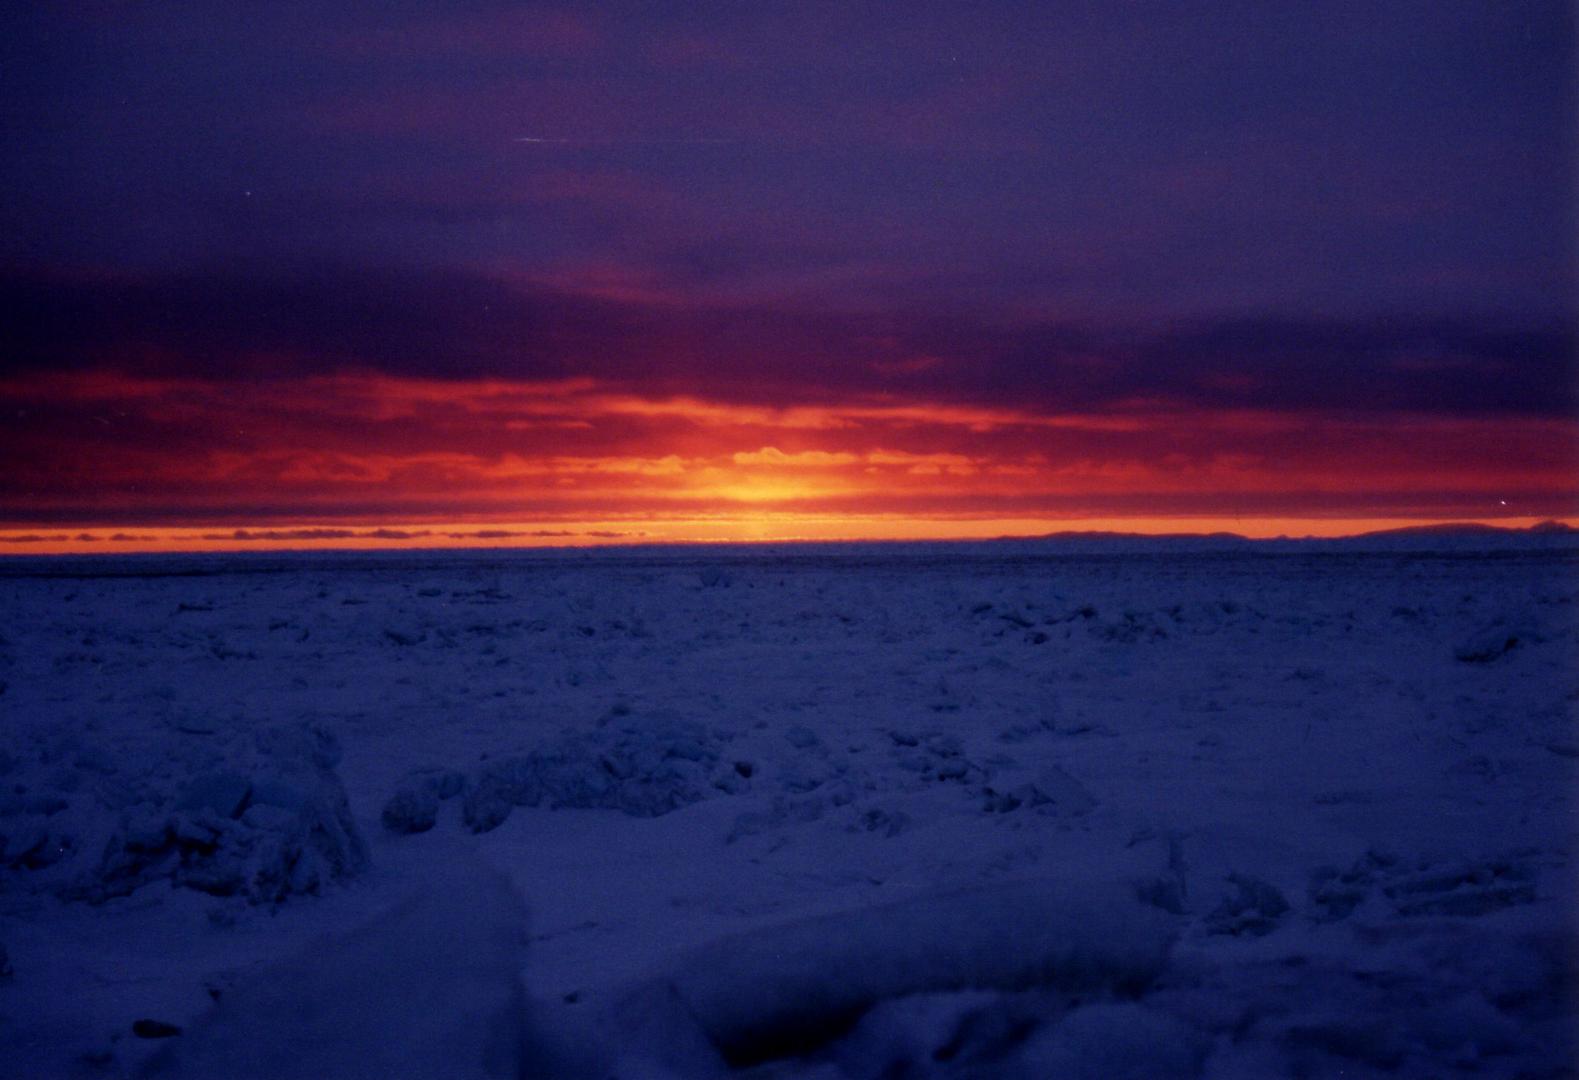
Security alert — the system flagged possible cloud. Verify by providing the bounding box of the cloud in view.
[1134,317,1579,417]
[2,263,1573,530]
[174,526,629,543]
[201,528,364,541]
[6,3,1569,331]
[195,527,438,542]
[3,265,1572,419]
[732,447,861,467]
[440,528,613,539]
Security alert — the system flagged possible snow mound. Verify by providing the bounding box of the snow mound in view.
[441,713,736,834]
[140,847,526,1080]
[614,877,1177,1067]
[2,722,367,906]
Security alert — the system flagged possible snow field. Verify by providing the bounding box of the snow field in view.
[0,545,1573,1076]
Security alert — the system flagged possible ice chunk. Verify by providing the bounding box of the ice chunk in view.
[462,776,514,835]
[240,722,339,772]
[175,772,251,819]
[1382,858,1537,917]
[981,765,1097,816]
[456,712,729,828]
[246,772,315,813]
[1200,871,1288,934]
[58,723,368,906]
[381,785,439,835]
[847,806,910,837]
[1454,617,1546,663]
[1205,873,1290,936]
[406,766,466,800]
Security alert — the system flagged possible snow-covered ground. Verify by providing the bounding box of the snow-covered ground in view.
[1,542,1575,1078]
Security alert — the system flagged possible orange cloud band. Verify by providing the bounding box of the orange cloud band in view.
[2,372,1573,547]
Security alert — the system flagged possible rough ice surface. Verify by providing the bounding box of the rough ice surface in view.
[451,710,731,834]
[1,718,367,907]
[0,540,1574,1077]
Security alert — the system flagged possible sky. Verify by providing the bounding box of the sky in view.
[2,1,1575,551]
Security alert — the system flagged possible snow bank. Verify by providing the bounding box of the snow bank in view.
[139,848,526,1080]
[614,877,1177,1067]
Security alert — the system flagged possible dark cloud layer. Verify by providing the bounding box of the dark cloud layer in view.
[2,3,1573,318]
[4,266,1572,418]
[196,527,625,542]
[2,527,626,543]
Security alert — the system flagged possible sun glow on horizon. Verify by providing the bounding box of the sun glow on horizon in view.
[3,370,1574,553]
[2,514,1573,557]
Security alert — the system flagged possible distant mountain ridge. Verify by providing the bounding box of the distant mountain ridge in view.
[0,521,1574,572]
[1354,519,1575,538]
[1010,520,1579,553]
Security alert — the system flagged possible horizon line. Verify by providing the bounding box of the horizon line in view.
[1,515,1574,558]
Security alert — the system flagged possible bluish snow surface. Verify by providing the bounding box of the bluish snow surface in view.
[0,542,1574,1077]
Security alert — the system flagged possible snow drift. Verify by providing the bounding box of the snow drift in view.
[138,847,526,1080]
[608,877,1177,1068]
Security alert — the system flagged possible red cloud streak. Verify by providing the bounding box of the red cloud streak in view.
[2,370,1573,550]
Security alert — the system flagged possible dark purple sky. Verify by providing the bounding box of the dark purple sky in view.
[6,2,1573,316]
[1,2,1575,543]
